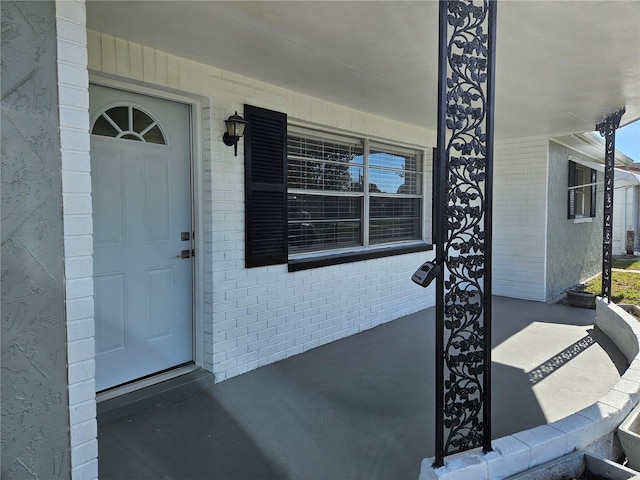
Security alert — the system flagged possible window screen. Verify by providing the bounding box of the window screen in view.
[287,128,423,254]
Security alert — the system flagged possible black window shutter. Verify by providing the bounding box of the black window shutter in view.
[590,167,597,217]
[568,160,576,219]
[244,105,288,268]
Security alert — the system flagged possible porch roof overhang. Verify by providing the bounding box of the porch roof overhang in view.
[553,132,635,167]
[86,1,640,140]
[570,156,640,188]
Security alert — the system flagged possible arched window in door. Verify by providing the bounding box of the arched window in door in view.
[92,105,167,145]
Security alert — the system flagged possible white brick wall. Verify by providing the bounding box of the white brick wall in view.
[86,31,436,383]
[56,14,608,479]
[492,137,549,301]
[209,253,437,381]
[57,2,97,479]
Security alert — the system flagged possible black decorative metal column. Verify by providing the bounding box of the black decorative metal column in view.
[434,0,496,467]
[597,107,625,303]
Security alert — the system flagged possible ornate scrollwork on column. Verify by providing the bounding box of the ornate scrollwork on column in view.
[597,107,625,303]
[434,0,496,467]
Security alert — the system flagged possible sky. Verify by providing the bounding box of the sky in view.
[596,120,640,162]
[616,120,640,162]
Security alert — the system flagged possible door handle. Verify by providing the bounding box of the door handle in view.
[176,249,194,259]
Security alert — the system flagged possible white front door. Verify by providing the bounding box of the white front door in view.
[90,85,193,391]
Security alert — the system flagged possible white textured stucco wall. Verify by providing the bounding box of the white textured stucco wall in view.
[85,31,437,383]
[546,141,603,301]
[1,1,73,478]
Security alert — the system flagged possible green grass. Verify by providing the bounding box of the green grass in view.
[584,271,640,304]
[612,258,640,271]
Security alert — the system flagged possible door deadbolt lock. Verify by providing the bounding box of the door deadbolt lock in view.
[181,231,191,241]
[176,249,194,259]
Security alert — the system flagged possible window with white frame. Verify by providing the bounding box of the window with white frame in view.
[287,126,423,255]
[568,160,596,219]
[243,104,431,270]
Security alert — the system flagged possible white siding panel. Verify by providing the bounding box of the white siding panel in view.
[167,53,180,89]
[155,50,169,87]
[129,42,144,81]
[114,37,130,77]
[613,185,636,255]
[179,58,191,92]
[86,30,101,71]
[142,45,156,84]
[100,34,116,74]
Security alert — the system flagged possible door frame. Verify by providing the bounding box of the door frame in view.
[90,76,206,397]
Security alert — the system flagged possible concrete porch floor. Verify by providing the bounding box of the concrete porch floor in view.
[98,296,628,480]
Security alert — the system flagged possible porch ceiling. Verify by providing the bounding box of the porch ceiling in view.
[86,1,640,139]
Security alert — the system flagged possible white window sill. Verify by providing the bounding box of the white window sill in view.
[572,217,593,224]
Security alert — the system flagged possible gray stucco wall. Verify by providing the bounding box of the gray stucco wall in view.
[1,2,71,478]
[546,141,603,301]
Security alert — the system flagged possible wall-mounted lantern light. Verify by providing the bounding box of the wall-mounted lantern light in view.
[222,111,248,156]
